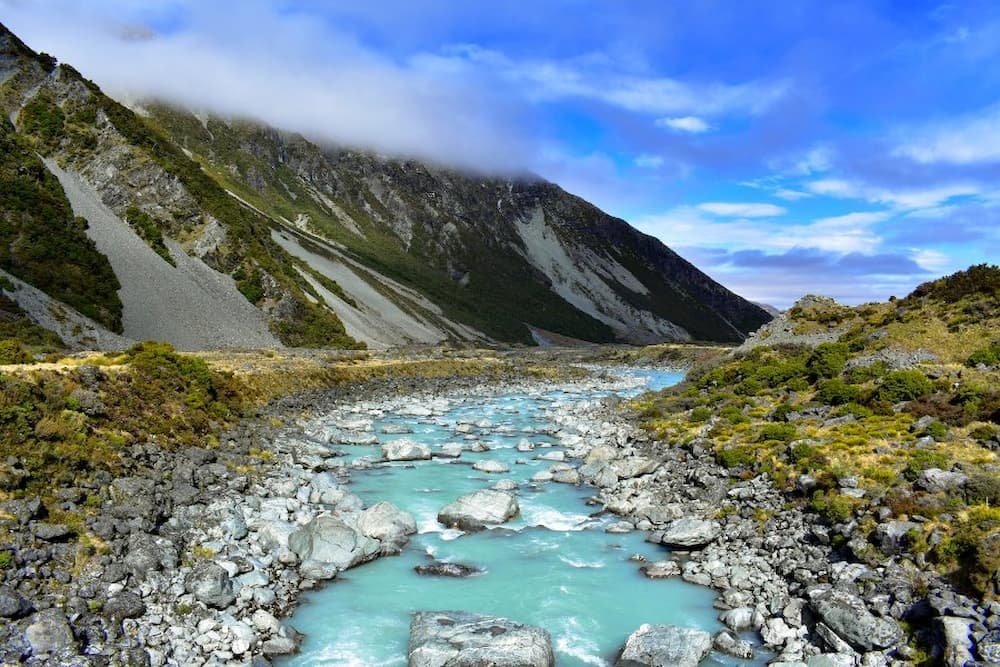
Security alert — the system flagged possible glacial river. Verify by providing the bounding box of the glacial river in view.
[281,369,761,666]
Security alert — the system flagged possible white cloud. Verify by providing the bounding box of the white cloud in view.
[635,205,886,254]
[655,116,711,133]
[774,188,812,201]
[894,103,1000,165]
[913,249,952,272]
[634,154,665,168]
[806,179,980,210]
[426,44,788,118]
[697,202,787,217]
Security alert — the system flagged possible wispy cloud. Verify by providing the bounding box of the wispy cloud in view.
[806,179,981,210]
[634,154,665,168]
[894,103,1000,165]
[655,116,711,133]
[697,202,786,217]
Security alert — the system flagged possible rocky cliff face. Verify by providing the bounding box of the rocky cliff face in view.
[0,23,770,350]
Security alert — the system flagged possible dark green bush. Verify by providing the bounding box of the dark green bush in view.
[967,342,1000,368]
[716,445,756,468]
[807,342,850,380]
[965,474,1000,505]
[809,490,860,523]
[0,339,32,364]
[758,423,797,443]
[816,378,861,405]
[125,206,174,265]
[875,370,933,404]
[771,403,795,422]
[689,406,712,423]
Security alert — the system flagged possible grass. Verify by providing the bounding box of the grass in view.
[633,265,1000,599]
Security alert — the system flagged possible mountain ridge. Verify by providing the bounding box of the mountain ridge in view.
[0,23,771,352]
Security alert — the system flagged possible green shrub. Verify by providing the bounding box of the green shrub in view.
[965,474,1000,505]
[716,445,756,469]
[807,342,850,380]
[689,406,712,423]
[816,378,861,406]
[970,424,998,442]
[903,448,952,480]
[719,405,748,424]
[17,91,65,146]
[967,342,1000,368]
[789,441,820,464]
[0,339,33,364]
[758,423,797,443]
[831,402,873,419]
[875,370,933,404]
[125,206,174,265]
[771,403,795,422]
[923,421,949,440]
[809,490,860,523]
[0,551,11,569]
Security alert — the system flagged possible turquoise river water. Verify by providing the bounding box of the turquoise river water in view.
[281,369,766,666]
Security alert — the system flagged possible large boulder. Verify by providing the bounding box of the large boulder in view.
[653,518,721,549]
[185,561,236,609]
[414,561,482,578]
[916,468,968,493]
[808,588,902,651]
[289,516,381,571]
[24,608,76,655]
[873,520,920,555]
[437,490,519,531]
[473,460,510,474]
[382,439,432,462]
[615,624,712,667]
[408,611,554,667]
[357,501,417,554]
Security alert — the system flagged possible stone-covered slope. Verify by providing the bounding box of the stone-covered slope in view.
[0,24,361,350]
[147,104,772,345]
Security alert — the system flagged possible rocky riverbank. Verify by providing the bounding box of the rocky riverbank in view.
[2,364,995,666]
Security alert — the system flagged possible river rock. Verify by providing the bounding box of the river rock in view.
[438,443,464,458]
[289,516,381,571]
[714,629,754,659]
[185,561,236,609]
[24,608,76,655]
[382,439,432,461]
[654,518,721,549]
[610,457,660,479]
[473,460,510,474]
[808,588,902,651]
[493,479,518,491]
[615,624,712,667]
[414,561,482,577]
[437,489,519,531]
[552,468,581,485]
[357,501,417,553]
[939,616,973,666]
[641,561,680,579]
[408,611,554,667]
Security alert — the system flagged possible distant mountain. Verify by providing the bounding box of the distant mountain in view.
[0,24,771,351]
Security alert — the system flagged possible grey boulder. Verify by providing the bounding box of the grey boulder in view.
[408,610,554,667]
[382,439,432,461]
[654,518,721,549]
[185,561,236,609]
[615,624,712,667]
[0,586,32,619]
[808,588,902,651]
[357,501,418,554]
[24,608,76,655]
[438,489,519,531]
[289,516,381,571]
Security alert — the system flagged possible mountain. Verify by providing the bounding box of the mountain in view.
[0,24,771,352]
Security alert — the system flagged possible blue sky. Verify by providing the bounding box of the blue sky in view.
[4,0,999,307]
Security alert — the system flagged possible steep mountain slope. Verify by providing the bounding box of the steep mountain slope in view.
[0,23,770,350]
[0,24,360,351]
[148,105,772,345]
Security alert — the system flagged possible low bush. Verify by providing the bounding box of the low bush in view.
[967,342,1000,368]
[758,423,797,443]
[689,406,712,423]
[807,342,850,380]
[809,490,861,523]
[816,378,861,406]
[875,370,933,404]
[716,445,756,469]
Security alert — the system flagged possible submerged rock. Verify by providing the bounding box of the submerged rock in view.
[414,561,483,578]
[408,611,554,667]
[615,623,712,667]
[437,489,519,531]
